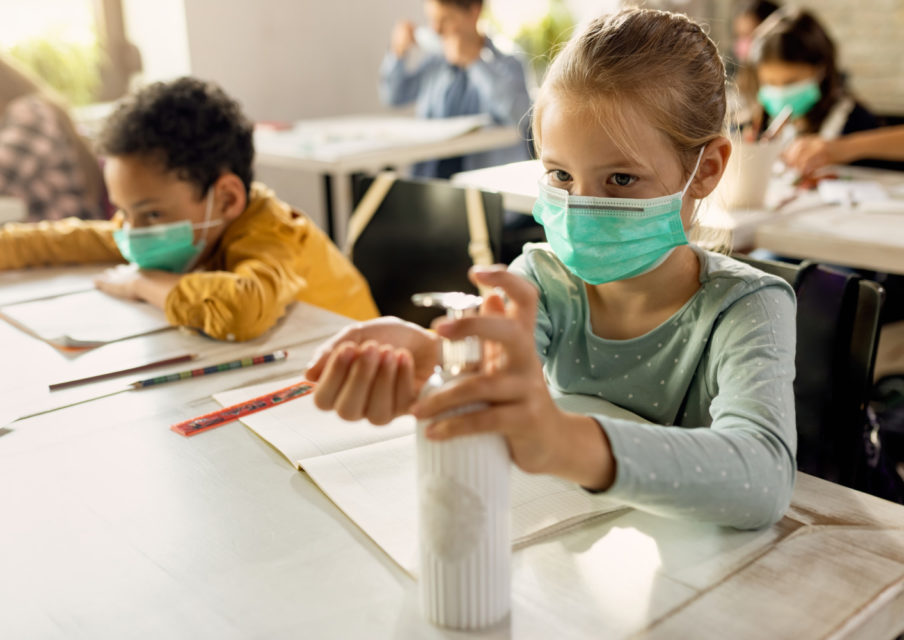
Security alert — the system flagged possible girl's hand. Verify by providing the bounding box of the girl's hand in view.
[411,266,615,490]
[306,317,441,425]
[783,135,837,177]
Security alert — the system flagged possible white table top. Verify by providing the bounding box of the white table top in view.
[254,114,521,175]
[4,269,904,639]
[452,161,904,273]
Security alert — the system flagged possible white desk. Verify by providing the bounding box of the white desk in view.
[254,115,522,246]
[754,166,904,275]
[452,161,904,272]
[4,270,904,639]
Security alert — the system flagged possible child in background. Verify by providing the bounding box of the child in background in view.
[0,77,378,341]
[307,8,797,529]
[784,124,904,177]
[381,0,531,179]
[0,55,106,221]
[752,8,877,139]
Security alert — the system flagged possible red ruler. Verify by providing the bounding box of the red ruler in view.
[171,380,316,437]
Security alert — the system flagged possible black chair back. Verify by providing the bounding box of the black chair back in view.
[350,176,504,327]
[734,255,885,487]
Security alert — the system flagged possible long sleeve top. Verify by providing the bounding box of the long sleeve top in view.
[0,183,378,340]
[379,36,531,176]
[509,244,798,530]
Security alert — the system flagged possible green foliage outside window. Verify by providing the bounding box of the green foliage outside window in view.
[507,0,576,80]
[7,34,101,105]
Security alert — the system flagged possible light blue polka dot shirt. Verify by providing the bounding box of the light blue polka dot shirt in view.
[510,244,798,530]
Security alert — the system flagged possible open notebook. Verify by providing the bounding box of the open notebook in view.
[0,288,171,349]
[214,376,641,576]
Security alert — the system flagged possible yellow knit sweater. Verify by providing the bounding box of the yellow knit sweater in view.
[0,183,378,340]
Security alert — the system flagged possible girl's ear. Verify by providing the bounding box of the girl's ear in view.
[212,173,248,222]
[687,137,731,200]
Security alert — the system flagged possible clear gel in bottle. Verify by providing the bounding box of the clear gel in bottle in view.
[411,291,511,630]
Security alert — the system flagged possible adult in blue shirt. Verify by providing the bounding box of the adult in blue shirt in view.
[379,0,532,179]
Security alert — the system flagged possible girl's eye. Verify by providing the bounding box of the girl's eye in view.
[609,173,637,187]
[548,169,572,184]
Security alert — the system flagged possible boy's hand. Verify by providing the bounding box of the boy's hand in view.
[94,266,179,310]
[410,266,616,490]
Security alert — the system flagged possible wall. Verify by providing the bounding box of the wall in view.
[181,0,423,229]
[801,0,904,116]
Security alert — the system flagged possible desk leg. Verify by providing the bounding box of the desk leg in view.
[332,171,353,251]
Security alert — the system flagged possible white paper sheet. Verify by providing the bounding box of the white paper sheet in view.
[0,289,171,348]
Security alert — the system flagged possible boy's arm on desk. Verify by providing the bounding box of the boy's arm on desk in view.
[165,216,376,342]
[0,217,123,270]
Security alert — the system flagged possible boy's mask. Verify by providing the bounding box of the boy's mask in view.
[757,79,822,119]
[532,148,704,285]
[113,189,220,273]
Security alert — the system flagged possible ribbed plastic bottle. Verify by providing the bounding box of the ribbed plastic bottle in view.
[411,292,511,630]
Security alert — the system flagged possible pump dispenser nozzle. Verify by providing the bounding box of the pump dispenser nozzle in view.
[412,292,483,376]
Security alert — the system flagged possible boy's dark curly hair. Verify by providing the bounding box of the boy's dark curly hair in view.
[96,77,254,197]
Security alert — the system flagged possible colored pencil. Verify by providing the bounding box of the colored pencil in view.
[48,353,198,391]
[130,350,288,389]
[170,379,316,437]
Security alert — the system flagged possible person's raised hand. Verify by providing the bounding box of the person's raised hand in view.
[390,20,416,58]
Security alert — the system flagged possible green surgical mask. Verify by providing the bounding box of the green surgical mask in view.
[531,148,703,285]
[757,79,821,119]
[113,189,220,272]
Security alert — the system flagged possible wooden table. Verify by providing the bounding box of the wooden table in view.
[452,161,904,273]
[3,269,904,639]
[254,115,521,246]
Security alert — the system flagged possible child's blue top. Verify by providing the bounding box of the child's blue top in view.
[379,36,531,175]
[509,243,798,529]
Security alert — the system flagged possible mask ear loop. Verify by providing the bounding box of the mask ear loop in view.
[683,145,708,229]
[182,188,217,273]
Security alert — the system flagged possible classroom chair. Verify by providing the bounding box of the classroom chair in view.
[348,175,504,327]
[734,254,886,492]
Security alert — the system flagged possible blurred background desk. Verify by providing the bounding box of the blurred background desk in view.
[4,270,904,638]
[254,115,521,245]
[452,161,904,272]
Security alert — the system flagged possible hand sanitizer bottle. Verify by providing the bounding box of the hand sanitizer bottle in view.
[411,292,511,630]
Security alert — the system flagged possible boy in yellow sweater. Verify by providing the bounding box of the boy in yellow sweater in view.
[0,77,378,340]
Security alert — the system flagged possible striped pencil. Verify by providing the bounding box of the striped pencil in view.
[130,350,288,389]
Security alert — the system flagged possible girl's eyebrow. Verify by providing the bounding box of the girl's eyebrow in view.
[541,153,649,172]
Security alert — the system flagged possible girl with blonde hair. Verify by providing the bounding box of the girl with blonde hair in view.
[307,8,797,529]
[0,54,105,221]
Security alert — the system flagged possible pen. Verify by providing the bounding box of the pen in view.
[48,353,198,391]
[760,104,794,143]
[130,350,289,389]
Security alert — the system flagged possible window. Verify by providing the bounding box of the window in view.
[0,0,141,104]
